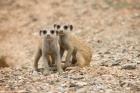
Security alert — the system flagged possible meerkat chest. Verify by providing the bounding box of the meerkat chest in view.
[42,41,58,53]
[60,36,71,50]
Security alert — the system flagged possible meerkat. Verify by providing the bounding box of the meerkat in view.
[54,24,92,68]
[34,27,63,74]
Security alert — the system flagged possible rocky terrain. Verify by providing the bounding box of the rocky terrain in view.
[0,0,140,93]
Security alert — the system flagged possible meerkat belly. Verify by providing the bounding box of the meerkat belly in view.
[60,42,69,50]
[47,47,58,55]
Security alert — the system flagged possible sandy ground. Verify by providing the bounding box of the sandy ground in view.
[0,0,140,93]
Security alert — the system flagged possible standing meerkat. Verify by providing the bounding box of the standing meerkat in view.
[34,27,63,74]
[54,24,92,67]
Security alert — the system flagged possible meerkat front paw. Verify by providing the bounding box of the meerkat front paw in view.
[32,70,40,76]
[58,68,63,74]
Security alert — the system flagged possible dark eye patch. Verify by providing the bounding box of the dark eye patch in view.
[57,25,60,29]
[50,30,55,34]
[64,25,68,30]
[43,30,47,34]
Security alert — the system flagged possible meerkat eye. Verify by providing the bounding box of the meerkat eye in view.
[51,30,55,34]
[64,25,68,30]
[57,25,60,29]
[42,30,47,34]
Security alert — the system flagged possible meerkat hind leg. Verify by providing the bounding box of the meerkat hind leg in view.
[71,49,77,65]
[47,56,53,67]
[76,52,86,67]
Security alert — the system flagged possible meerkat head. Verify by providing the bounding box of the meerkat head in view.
[54,24,73,35]
[39,28,58,41]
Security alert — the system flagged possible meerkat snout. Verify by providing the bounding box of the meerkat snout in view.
[46,34,51,38]
[59,30,64,35]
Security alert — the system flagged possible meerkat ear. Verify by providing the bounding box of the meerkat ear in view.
[39,30,42,36]
[69,25,73,31]
[54,24,57,28]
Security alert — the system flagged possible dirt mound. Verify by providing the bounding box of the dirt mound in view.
[0,56,9,67]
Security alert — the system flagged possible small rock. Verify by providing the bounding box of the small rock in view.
[137,61,140,64]
[119,80,140,91]
[112,62,120,66]
[121,63,137,70]
[136,54,140,57]
[76,87,88,93]
[69,82,77,87]
[75,81,88,87]
[69,75,84,80]
[69,81,87,88]
[104,51,110,54]
[131,84,140,91]
[119,80,126,87]
[122,49,127,53]
[97,40,102,43]
[100,63,109,67]
[32,71,40,76]
[112,59,121,66]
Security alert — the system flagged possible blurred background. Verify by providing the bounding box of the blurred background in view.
[0,0,140,67]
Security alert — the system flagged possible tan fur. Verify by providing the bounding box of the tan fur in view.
[54,24,92,68]
[65,33,92,67]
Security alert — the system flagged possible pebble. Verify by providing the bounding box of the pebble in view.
[121,63,137,70]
